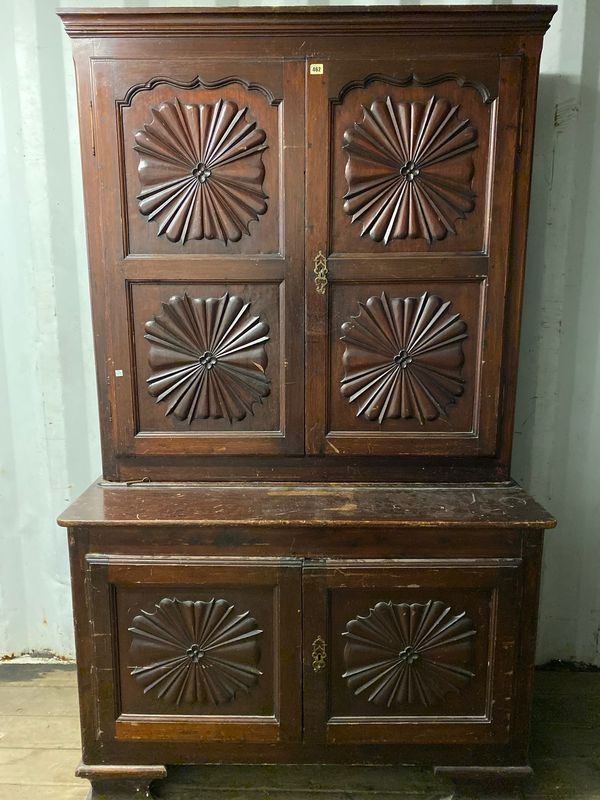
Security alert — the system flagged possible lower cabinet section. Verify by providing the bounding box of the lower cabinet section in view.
[83,553,523,753]
[62,483,553,799]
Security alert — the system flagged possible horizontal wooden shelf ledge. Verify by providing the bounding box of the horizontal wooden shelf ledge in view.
[57,480,556,529]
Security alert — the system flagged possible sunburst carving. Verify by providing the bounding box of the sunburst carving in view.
[129,598,263,706]
[340,291,467,424]
[134,98,268,244]
[343,95,478,244]
[145,292,270,424]
[342,600,476,708]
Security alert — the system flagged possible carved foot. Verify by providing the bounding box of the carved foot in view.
[77,763,167,799]
[434,766,530,800]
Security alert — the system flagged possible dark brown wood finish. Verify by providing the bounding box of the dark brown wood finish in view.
[87,555,302,744]
[59,480,555,529]
[303,560,521,746]
[58,7,556,799]
[83,53,305,466]
[306,58,523,459]
[60,4,555,481]
[61,482,552,796]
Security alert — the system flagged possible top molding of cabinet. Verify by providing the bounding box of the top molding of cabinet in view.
[57,5,557,39]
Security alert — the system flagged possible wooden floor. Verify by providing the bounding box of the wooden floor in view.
[0,663,599,799]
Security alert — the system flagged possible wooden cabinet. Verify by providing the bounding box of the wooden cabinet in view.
[57,6,557,799]
[79,548,524,754]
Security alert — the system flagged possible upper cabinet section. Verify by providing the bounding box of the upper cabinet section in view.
[59,5,555,481]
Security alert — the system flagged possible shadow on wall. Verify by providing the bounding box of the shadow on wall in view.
[513,0,600,665]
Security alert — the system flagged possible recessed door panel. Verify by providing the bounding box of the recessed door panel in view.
[325,279,488,455]
[120,76,280,258]
[331,79,492,256]
[126,281,283,451]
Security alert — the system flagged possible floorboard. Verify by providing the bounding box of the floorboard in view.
[0,665,599,799]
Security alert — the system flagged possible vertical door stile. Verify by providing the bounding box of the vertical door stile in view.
[305,60,331,454]
[302,562,329,742]
[282,59,307,454]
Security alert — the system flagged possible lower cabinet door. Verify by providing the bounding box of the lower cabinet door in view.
[303,559,522,746]
[86,555,302,744]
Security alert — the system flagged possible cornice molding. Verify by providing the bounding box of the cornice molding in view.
[58,6,557,39]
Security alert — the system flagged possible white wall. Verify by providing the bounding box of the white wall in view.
[0,0,598,662]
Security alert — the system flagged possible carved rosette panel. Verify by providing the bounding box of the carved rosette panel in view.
[343,95,477,244]
[342,600,476,708]
[129,598,263,706]
[134,98,268,244]
[340,291,467,424]
[145,292,270,424]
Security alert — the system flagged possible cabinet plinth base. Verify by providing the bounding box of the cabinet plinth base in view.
[435,766,532,799]
[76,764,167,800]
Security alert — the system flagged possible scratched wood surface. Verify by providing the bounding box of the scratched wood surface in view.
[58,480,555,528]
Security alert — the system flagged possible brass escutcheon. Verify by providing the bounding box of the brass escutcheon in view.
[312,635,327,672]
[314,251,328,294]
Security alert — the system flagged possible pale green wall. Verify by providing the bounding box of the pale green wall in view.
[0,0,597,662]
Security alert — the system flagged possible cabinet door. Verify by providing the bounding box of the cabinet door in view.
[86,555,302,744]
[303,559,521,745]
[305,57,522,457]
[89,56,304,461]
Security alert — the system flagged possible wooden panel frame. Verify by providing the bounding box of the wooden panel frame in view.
[305,56,523,458]
[302,559,522,746]
[126,278,286,451]
[84,555,303,745]
[325,277,487,455]
[86,56,305,463]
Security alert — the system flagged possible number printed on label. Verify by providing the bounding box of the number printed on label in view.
[309,63,324,75]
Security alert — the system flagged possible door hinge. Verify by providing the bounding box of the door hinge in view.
[314,251,328,295]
